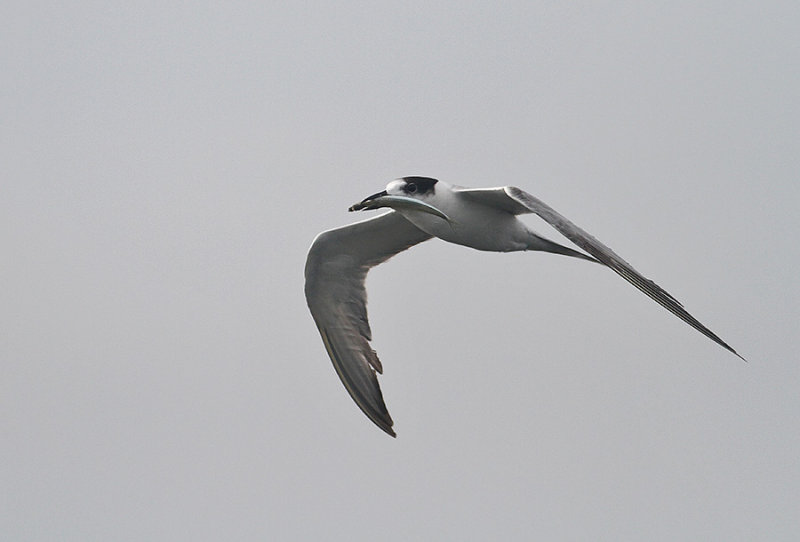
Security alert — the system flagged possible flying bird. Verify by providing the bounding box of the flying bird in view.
[304,177,743,437]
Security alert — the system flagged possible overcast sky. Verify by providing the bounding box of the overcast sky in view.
[3,1,799,540]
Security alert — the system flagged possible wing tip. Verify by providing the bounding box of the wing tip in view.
[320,327,398,437]
[362,409,396,437]
[365,402,396,437]
[369,408,397,437]
[729,347,747,363]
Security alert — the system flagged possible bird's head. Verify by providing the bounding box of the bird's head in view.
[348,177,449,220]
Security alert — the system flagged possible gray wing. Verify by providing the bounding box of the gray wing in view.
[457,186,743,360]
[304,211,433,436]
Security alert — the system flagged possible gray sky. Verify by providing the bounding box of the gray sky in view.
[3,1,799,540]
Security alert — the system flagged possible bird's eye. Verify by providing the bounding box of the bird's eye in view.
[406,183,417,193]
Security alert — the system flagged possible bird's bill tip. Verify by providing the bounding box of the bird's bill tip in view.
[349,190,388,212]
[349,193,450,221]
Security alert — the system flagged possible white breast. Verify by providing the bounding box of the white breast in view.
[396,188,531,252]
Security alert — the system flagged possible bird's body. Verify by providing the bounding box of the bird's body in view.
[385,180,504,248]
[356,178,596,258]
[397,187,529,251]
[306,176,744,437]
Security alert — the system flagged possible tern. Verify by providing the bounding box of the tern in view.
[305,177,743,437]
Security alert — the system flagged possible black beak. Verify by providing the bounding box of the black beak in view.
[348,190,388,212]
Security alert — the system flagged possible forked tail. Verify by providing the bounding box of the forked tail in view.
[526,233,600,263]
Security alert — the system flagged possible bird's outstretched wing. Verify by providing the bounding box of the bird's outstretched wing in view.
[457,186,744,360]
[304,211,433,436]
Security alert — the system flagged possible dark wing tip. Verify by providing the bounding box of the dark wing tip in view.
[729,347,747,363]
[320,328,397,437]
[363,406,396,437]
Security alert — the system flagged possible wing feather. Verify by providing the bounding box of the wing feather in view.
[458,186,743,359]
[304,211,432,436]
[503,186,743,360]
